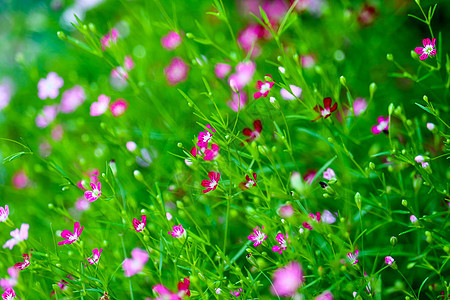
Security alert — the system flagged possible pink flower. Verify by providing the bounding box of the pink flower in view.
[75,197,90,211]
[3,224,29,250]
[315,290,334,300]
[239,173,257,191]
[371,116,389,134]
[37,72,64,100]
[197,124,215,147]
[312,97,338,121]
[353,97,368,116]
[84,182,101,202]
[168,224,185,238]
[254,75,274,99]
[164,57,189,85]
[242,120,262,143]
[247,226,267,247]
[123,248,148,277]
[152,284,181,299]
[301,53,316,68]
[278,204,294,218]
[347,249,359,265]
[133,215,147,232]
[86,248,103,265]
[100,28,119,51]
[414,38,436,60]
[323,168,336,180]
[161,31,182,50]
[110,98,128,117]
[231,288,243,297]
[357,3,378,26]
[426,122,435,131]
[272,233,289,254]
[237,24,264,57]
[0,205,9,222]
[2,288,16,300]
[304,170,316,185]
[201,171,220,193]
[227,91,247,112]
[385,256,394,265]
[36,105,59,128]
[280,85,302,100]
[14,250,32,270]
[58,222,83,245]
[126,141,137,152]
[111,66,129,81]
[309,212,321,222]
[203,144,220,161]
[262,0,288,22]
[321,210,337,224]
[0,267,19,290]
[414,155,424,163]
[60,85,86,113]
[124,55,135,71]
[77,169,99,190]
[50,276,73,297]
[0,79,13,111]
[51,124,64,141]
[166,212,173,221]
[270,261,304,297]
[215,63,232,79]
[90,94,110,116]
[410,215,418,223]
[228,61,256,91]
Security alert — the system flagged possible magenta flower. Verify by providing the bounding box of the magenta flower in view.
[239,173,257,191]
[133,215,147,232]
[110,98,128,117]
[14,250,32,270]
[0,205,9,222]
[315,290,334,300]
[161,31,182,50]
[12,170,29,190]
[111,66,129,81]
[228,61,256,91]
[3,224,29,250]
[414,38,436,60]
[0,79,13,111]
[303,221,313,230]
[254,75,274,99]
[124,55,135,71]
[353,97,368,116]
[84,182,101,202]
[410,215,418,223]
[152,284,180,299]
[309,212,322,222]
[278,204,294,218]
[242,120,262,143]
[227,91,248,112]
[197,124,215,147]
[371,116,389,134]
[58,222,83,245]
[215,63,232,79]
[177,277,191,297]
[164,57,189,85]
[100,28,119,51]
[272,233,289,254]
[123,248,148,277]
[385,256,395,265]
[60,85,86,113]
[168,224,186,238]
[304,170,316,185]
[36,105,59,128]
[86,248,103,265]
[323,168,336,180]
[347,249,359,265]
[37,72,64,100]
[201,171,220,193]
[247,226,267,247]
[75,197,90,211]
[270,261,304,297]
[280,85,302,101]
[203,144,220,161]
[50,275,73,297]
[231,288,243,297]
[0,267,19,290]
[312,97,338,121]
[90,94,110,117]
[2,288,16,300]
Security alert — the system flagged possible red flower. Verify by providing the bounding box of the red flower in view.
[201,172,220,193]
[312,97,337,121]
[242,120,262,143]
[239,173,257,190]
[177,277,191,296]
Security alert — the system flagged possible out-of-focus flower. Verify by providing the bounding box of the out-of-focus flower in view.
[110,98,128,117]
[164,57,189,85]
[371,116,389,134]
[357,2,378,26]
[237,24,264,57]
[161,31,182,50]
[123,248,148,277]
[36,105,59,128]
[315,290,334,300]
[280,85,302,100]
[415,38,436,61]
[278,204,294,218]
[126,141,137,152]
[0,79,13,110]
[12,170,29,190]
[0,267,19,290]
[323,168,336,180]
[271,261,304,297]
[101,28,119,50]
[38,72,64,100]
[60,85,86,113]
[58,222,83,245]
[410,215,418,223]
[201,172,220,193]
[90,94,110,116]
[301,53,316,68]
[231,288,243,297]
[124,55,135,71]
[239,173,257,190]
[321,210,336,224]
[75,197,90,211]
[353,97,368,116]
[3,224,30,250]
[426,122,435,131]
[51,124,64,141]
[0,205,9,222]
[227,91,248,112]
[242,120,262,143]
[215,63,232,79]
[228,61,256,91]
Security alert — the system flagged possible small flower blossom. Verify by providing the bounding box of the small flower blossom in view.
[312,97,338,121]
[36,105,59,128]
[410,215,418,223]
[357,3,378,26]
[242,120,262,143]
[58,222,83,246]
[0,267,19,290]
[301,54,316,68]
[123,248,148,277]
[14,250,33,270]
[278,204,294,218]
[247,226,267,247]
[0,79,13,111]
[100,28,119,50]
[177,278,191,297]
[280,85,302,100]
[315,290,334,300]
[75,197,90,211]
[304,170,317,185]
[201,171,220,193]
[197,125,215,147]
[215,63,232,79]
[124,55,135,71]
[309,212,321,222]
[385,256,395,265]
[227,91,248,112]
[271,261,304,297]
[161,31,182,50]
[321,210,337,224]
[254,75,274,99]
[371,116,389,134]
[60,85,86,113]
[90,94,110,116]
[415,38,436,60]
[347,249,359,265]
[415,155,424,163]
[228,61,256,91]
[239,173,257,190]
[110,98,128,117]
[164,57,189,85]
[12,170,29,189]
[353,97,368,116]
[426,122,435,131]
[84,182,101,202]
[133,215,147,232]
[2,288,16,300]
[166,212,173,221]
[237,24,264,57]
[0,205,9,222]
[231,288,243,297]
[86,248,103,265]
[168,225,186,238]
[302,221,313,230]
[323,168,336,180]
[272,233,289,254]
[3,224,29,250]
[37,72,64,100]
[152,284,180,299]
[50,275,73,297]
[111,66,129,81]
[126,141,137,152]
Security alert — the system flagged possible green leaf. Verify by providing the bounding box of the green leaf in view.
[407,14,426,23]
[2,151,30,163]
[415,102,433,114]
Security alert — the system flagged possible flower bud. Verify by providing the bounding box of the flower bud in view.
[57,31,67,40]
[339,76,347,87]
[185,32,194,39]
[264,75,274,82]
[355,192,361,210]
[369,162,375,170]
[390,236,398,247]
[410,50,418,59]
[245,253,259,268]
[386,53,394,61]
[423,95,428,102]
[369,82,377,96]
[269,97,280,109]
[401,199,408,207]
[388,103,395,115]
[177,142,183,148]
[278,66,286,74]
[133,170,144,182]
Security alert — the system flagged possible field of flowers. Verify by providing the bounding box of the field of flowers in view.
[0,0,449,299]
